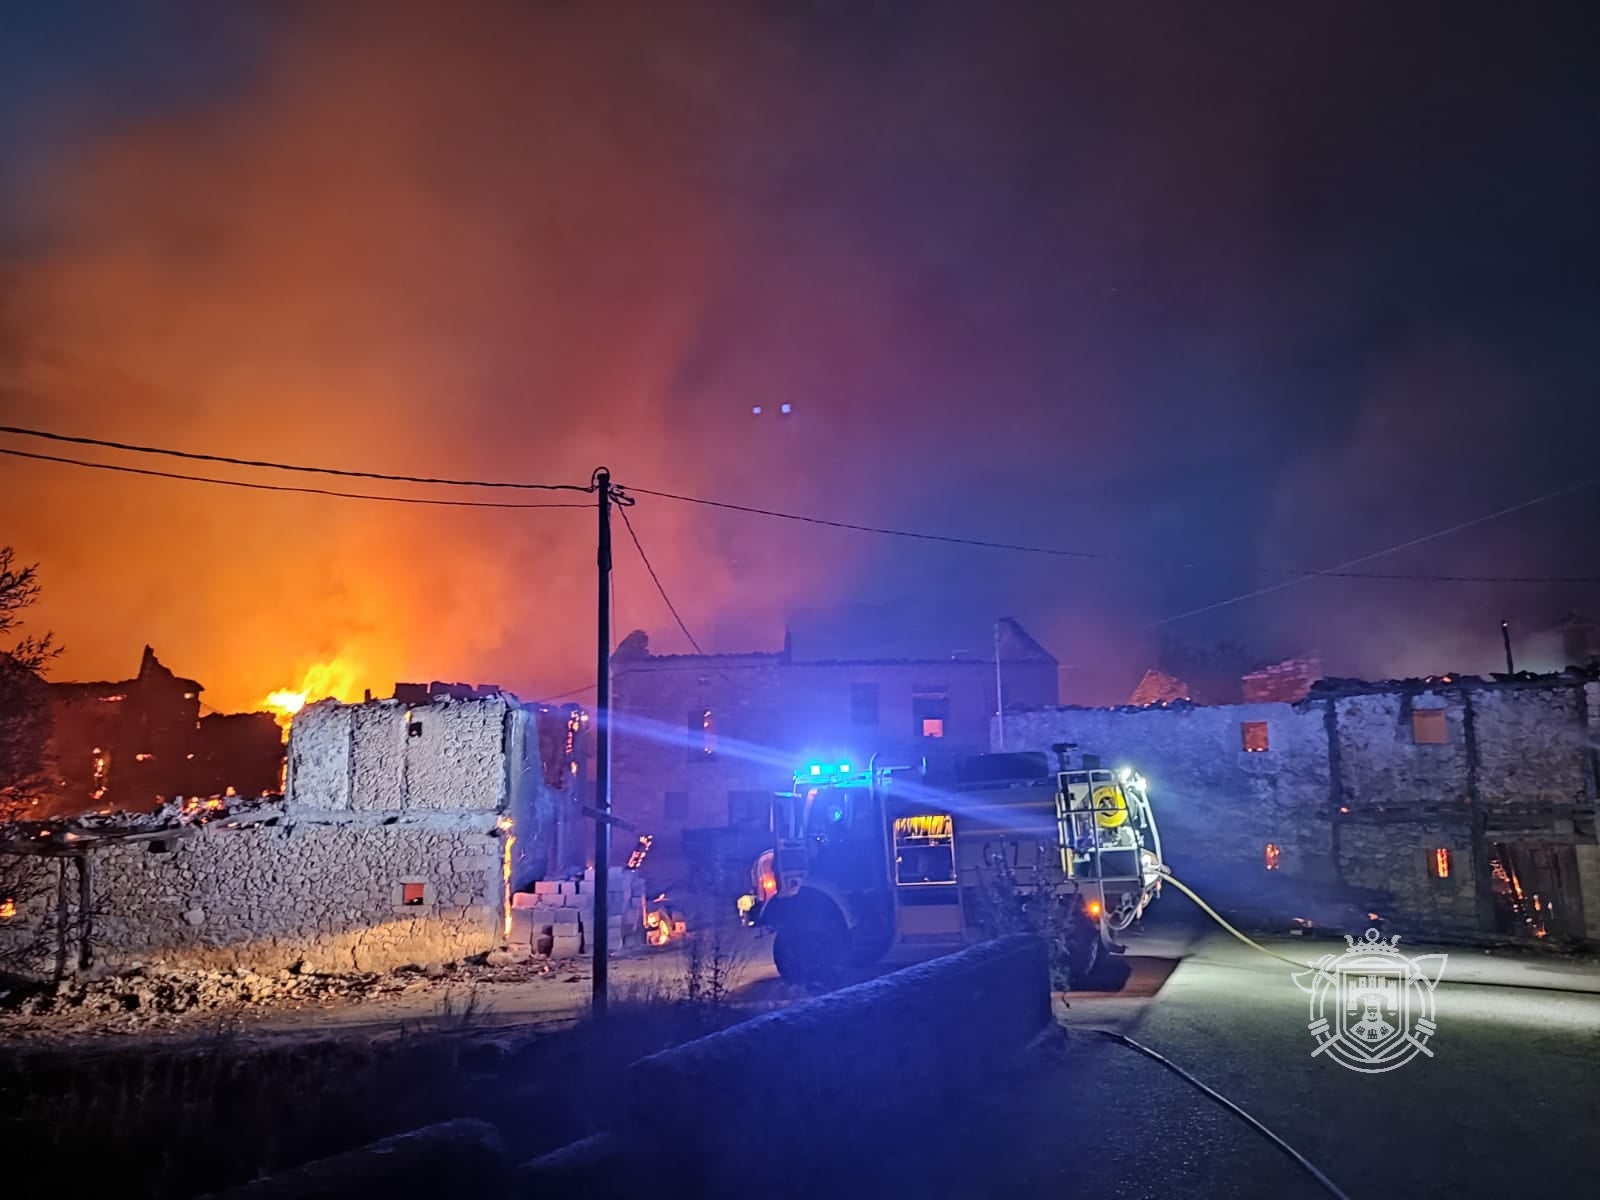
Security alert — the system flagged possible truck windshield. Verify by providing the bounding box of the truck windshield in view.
[804,787,853,835]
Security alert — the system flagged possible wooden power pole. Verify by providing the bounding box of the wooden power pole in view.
[592,468,613,1016]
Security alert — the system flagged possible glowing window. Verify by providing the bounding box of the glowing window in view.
[1241,722,1270,753]
[912,688,949,741]
[1429,847,1451,879]
[1412,709,1448,745]
[1264,843,1282,871]
[687,709,716,761]
[401,883,426,906]
[892,814,956,885]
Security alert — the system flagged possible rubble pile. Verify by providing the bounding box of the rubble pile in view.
[0,794,282,846]
[3,964,397,1020]
[0,947,589,1033]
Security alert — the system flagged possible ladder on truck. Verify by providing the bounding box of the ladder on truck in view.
[1053,768,1146,945]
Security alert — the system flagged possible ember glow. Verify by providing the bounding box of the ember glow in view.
[643,894,687,947]
[0,898,16,921]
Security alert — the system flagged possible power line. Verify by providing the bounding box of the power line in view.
[1152,473,1600,626]
[621,482,1600,586]
[0,447,590,510]
[0,424,592,493]
[617,504,710,655]
[6,422,1594,585]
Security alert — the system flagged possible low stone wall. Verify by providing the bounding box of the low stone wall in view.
[208,1118,507,1200]
[614,934,1050,1199]
[202,938,1051,1200]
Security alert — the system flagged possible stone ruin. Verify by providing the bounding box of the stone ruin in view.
[0,694,648,996]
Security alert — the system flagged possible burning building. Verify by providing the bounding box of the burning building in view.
[0,692,600,975]
[37,647,282,818]
[1003,668,1600,944]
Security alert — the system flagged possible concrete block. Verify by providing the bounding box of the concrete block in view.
[551,908,580,926]
[551,935,581,958]
[508,910,536,945]
[511,892,541,909]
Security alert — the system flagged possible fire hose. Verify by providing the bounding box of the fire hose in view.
[1082,867,1351,1200]
[1155,866,1313,970]
[1087,1028,1352,1200]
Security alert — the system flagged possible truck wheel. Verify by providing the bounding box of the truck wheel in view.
[847,914,894,967]
[773,914,847,990]
[1066,924,1104,989]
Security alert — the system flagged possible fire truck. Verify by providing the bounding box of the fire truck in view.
[737,745,1164,989]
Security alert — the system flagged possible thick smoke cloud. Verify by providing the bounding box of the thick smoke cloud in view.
[2,1,1595,708]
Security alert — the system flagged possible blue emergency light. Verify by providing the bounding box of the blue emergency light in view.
[800,760,862,785]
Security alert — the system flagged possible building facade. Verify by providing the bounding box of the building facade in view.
[609,619,1058,878]
[1002,670,1600,942]
[1,694,600,976]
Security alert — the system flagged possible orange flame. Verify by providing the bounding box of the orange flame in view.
[262,658,364,732]
[642,898,687,947]
[500,816,516,938]
[0,898,16,920]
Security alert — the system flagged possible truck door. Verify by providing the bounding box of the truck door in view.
[887,811,964,941]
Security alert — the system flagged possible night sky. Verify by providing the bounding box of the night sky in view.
[1,0,1596,709]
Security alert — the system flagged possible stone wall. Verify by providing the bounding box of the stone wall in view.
[1000,674,1600,940]
[8,695,569,975]
[87,810,504,973]
[286,696,513,816]
[999,700,1336,891]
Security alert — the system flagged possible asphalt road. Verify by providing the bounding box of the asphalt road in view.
[1001,924,1600,1200]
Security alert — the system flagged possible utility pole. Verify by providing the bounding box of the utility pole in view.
[993,619,1006,750]
[592,468,613,1017]
[1501,619,1515,675]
